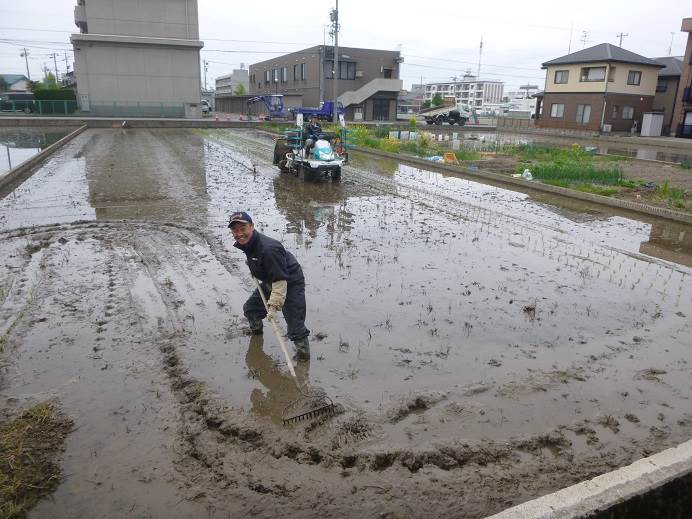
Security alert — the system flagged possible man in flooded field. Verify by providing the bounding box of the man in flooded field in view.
[229,211,310,360]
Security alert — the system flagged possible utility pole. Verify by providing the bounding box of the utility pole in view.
[63,52,71,74]
[616,32,628,47]
[567,22,573,54]
[580,30,589,49]
[20,48,31,80]
[49,53,59,81]
[203,60,208,90]
[330,0,339,123]
[477,36,483,79]
[668,32,675,56]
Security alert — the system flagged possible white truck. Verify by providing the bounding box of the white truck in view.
[420,104,473,125]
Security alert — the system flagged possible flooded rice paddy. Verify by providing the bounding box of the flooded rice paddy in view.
[0,127,71,175]
[0,128,690,518]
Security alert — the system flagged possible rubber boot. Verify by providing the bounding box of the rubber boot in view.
[293,336,310,361]
[247,318,263,335]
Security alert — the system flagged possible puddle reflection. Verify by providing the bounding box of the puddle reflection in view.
[245,335,309,423]
[0,127,71,175]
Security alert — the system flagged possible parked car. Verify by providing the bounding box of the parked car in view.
[0,92,35,113]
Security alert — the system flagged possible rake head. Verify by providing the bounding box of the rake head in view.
[282,397,345,425]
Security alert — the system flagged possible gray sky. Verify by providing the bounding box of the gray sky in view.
[1,1,689,91]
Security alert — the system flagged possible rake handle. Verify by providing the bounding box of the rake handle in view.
[252,277,297,379]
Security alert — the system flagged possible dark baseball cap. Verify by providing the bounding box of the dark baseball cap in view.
[228,211,253,228]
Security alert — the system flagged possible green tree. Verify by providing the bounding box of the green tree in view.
[431,93,443,106]
[31,73,59,91]
[233,83,246,95]
[421,100,431,109]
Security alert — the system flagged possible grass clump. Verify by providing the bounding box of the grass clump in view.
[520,162,623,185]
[0,403,73,519]
[655,180,687,209]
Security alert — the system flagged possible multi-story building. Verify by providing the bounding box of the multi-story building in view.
[536,43,663,132]
[398,83,425,114]
[249,46,403,121]
[670,18,692,138]
[215,69,249,95]
[652,57,683,135]
[423,73,504,111]
[70,0,204,117]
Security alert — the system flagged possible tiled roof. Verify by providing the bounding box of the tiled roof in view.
[0,74,29,85]
[653,56,683,77]
[542,43,664,68]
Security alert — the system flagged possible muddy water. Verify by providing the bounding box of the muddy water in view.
[0,127,71,175]
[0,128,691,517]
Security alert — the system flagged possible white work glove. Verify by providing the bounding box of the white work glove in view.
[266,305,279,322]
[266,280,287,315]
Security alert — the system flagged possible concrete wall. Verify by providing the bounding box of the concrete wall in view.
[544,63,659,96]
[72,38,202,116]
[81,0,199,39]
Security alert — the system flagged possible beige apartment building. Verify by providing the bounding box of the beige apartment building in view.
[249,46,403,121]
[537,43,663,132]
[71,0,204,117]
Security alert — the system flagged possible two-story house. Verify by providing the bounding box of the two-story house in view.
[536,43,664,132]
[249,46,403,121]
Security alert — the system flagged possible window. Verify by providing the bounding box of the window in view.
[272,69,279,82]
[575,104,591,124]
[339,61,356,80]
[293,64,298,81]
[264,70,270,84]
[611,105,618,119]
[300,63,306,80]
[324,60,334,78]
[656,78,667,92]
[622,106,634,119]
[281,67,287,83]
[627,70,642,85]
[383,68,392,78]
[550,103,564,118]
[554,70,569,84]
[580,66,606,82]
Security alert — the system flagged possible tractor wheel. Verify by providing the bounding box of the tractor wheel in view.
[458,118,467,126]
[448,118,456,125]
[332,168,342,181]
[434,117,443,125]
[425,118,434,125]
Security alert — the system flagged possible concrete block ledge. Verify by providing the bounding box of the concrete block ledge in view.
[0,125,87,196]
[486,438,692,518]
[350,147,692,225]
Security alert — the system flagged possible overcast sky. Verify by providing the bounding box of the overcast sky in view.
[1,0,689,91]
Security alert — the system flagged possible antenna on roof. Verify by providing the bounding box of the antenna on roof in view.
[580,30,590,49]
[668,32,675,56]
[616,32,629,47]
[567,22,573,54]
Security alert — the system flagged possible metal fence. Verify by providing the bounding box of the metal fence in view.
[0,100,79,115]
[0,100,188,117]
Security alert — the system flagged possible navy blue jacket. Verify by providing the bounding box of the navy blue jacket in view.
[234,231,304,285]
